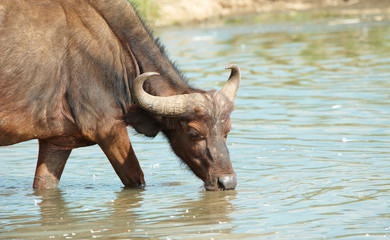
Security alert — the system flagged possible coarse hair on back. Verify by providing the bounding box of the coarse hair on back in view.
[128,0,190,86]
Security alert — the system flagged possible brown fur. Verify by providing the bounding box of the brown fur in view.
[0,0,236,190]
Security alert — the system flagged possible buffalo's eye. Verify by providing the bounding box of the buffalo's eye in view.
[223,134,229,143]
[223,130,230,141]
[187,128,205,141]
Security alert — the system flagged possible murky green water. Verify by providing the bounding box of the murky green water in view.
[1,15,390,239]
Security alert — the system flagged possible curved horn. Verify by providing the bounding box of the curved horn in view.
[132,72,203,116]
[220,64,240,103]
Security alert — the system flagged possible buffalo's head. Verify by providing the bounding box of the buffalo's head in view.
[129,64,240,191]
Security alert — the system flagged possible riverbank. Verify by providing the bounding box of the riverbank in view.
[132,0,390,26]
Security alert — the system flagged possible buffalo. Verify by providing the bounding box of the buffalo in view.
[0,0,240,190]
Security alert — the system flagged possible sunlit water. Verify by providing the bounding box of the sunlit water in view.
[1,15,390,239]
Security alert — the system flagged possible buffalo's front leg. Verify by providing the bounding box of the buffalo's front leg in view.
[33,140,71,189]
[98,126,145,187]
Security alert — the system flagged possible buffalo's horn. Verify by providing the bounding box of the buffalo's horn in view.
[132,72,204,116]
[219,64,240,103]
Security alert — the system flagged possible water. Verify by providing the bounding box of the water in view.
[1,15,390,239]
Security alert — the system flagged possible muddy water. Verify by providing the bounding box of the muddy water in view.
[1,16,390,239]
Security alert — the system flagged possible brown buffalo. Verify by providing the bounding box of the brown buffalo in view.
[0,0,240,190]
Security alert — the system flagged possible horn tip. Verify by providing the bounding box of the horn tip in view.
[225,64,239,71]
[142,72,160,77]
[134,72,161,86]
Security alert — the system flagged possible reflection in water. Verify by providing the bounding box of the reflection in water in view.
[34,189,71,227]
[1,15,390,239]
[3,188,236,239]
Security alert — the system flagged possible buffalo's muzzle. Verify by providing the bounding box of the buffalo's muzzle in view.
[217,175,237,190]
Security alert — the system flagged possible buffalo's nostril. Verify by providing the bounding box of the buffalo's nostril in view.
[217,175,237,190]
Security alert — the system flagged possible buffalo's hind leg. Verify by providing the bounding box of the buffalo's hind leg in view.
[33,140,71,189]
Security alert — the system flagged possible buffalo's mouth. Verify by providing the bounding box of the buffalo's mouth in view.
[205,174,237,191]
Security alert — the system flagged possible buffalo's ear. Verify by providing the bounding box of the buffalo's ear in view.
[124,105,161,137]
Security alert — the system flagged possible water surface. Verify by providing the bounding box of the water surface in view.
[1,15,390,239]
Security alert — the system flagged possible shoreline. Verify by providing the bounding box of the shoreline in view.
[135,0,390,26]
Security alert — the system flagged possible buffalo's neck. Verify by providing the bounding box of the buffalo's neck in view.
[90,0,189,97]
